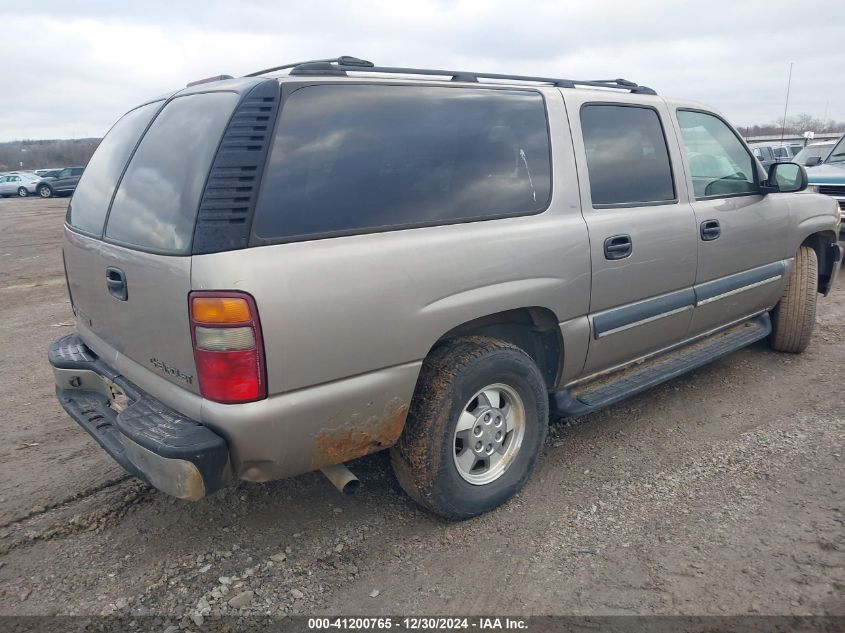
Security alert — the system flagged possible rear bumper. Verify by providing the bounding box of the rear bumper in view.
[49,334,230,500]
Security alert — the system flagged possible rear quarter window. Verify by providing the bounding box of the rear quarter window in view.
[253,84,551,242]
[68,101,162,235]
[104,91,239,254]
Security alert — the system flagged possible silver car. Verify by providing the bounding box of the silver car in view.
[49,57,841,519]
[0,172,42,197]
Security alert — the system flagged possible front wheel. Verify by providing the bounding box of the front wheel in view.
[37,184,52,198]
[391,336,548,520]
[17,187,28,197]
[770,246,818,353]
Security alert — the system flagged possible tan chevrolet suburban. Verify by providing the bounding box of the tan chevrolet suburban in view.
[49,56,842,519]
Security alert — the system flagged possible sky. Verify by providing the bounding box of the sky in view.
[1,0,843,141]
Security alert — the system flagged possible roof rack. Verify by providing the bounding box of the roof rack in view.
[244,56,657,95]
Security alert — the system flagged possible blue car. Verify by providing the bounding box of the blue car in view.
[806,135,845,240]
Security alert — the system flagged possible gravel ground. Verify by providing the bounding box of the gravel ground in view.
[0,197,843,623]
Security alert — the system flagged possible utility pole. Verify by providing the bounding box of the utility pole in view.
[779,62,793,146]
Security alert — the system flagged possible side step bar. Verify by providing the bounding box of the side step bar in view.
[551,313,771,417]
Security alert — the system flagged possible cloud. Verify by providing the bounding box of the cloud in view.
[1,0,843,141]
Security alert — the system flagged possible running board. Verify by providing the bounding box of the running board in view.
[551,313,771,417]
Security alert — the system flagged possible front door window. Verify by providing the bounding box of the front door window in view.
[677,110,759,198]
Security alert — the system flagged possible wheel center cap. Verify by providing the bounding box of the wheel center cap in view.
[471,407,505,455]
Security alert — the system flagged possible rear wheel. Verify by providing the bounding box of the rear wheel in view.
[770,246,818,353]
[38,184,52,198]
[391,336,548,520]
[17,187,28,197]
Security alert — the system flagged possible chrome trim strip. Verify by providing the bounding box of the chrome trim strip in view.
[696,275,781,306]
[567,309,768,389]
[592,287,696,339]
[595,304,693,339]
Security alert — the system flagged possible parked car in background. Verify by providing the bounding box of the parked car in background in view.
[0,172,43,197]
[793,141,836,167]
[49,58,841,519]
[38,166,84,197]
[35,167,63,176]
[749,143,800,169]
[806,134,845,240]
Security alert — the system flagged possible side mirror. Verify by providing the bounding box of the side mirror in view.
[804,156,822,167]
[762,162,808,194]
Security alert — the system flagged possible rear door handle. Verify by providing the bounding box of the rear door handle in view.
[106,267,127,301]
[700,219,721,241]
[604,234,632,260]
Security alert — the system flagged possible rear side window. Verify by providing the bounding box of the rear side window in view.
[580,104,676,207]
[68,101,161,235]
[105,91,239,254]
[253,84,551,241]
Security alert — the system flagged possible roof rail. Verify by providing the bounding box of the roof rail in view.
[244,56,657,95]
[243,56,374,78]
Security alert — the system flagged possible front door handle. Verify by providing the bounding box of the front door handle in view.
[604,234,632,260]
[106,267,127,301]
[700,219,721,241]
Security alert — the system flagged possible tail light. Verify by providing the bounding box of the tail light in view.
[189,291,266,404]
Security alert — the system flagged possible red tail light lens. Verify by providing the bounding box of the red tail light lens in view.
[194,349,261,402]
[189,291,266,404]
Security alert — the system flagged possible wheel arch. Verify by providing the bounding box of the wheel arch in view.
[800,230,839,295]
[429,306,563,391]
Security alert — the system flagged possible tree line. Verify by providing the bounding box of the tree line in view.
[0,138,101,172]
[739,113,844,138]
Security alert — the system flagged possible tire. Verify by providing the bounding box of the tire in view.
[17,187,28,197]
[390,336,548,520]
[37,184,52,198]
[770,246,818,353]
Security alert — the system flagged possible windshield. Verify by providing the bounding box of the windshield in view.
[794,144,833,164]
[827,136,845,164]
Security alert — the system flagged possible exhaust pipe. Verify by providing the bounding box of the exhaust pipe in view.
[320,463,360,495]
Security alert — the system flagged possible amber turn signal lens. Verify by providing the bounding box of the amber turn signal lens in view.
[191,297,251,324]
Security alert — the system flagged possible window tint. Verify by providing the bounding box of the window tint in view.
[580,105,675,206]
[253,84,551,241]
[106,92,238,253]
[677,110,758,198]
[69,101,161,235]
[71,168,84,176]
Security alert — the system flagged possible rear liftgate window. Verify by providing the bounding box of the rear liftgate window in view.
[253,84,552,241]
[105,92,240,254]
[68,101,162,235]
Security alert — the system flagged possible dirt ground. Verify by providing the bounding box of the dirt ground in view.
[0,196,843,622]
